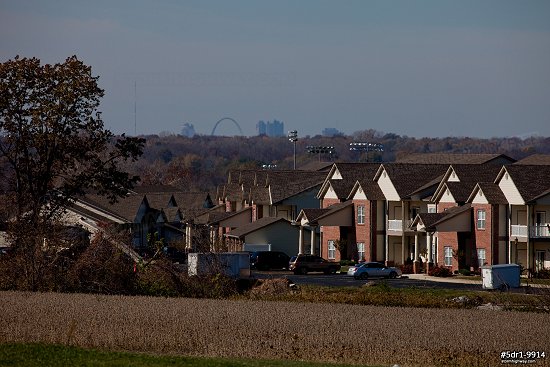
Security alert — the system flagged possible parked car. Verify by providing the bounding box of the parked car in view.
[289,254,341,275]
[347,262,402,279]
[250,251,290,270]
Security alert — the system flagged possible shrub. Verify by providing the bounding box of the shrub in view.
[458,268,471,276]
[399,264,414,274]
[429,266,453,277]
[534,269,550,279]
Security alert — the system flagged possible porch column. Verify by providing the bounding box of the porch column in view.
[298,226,304,255]
[426,232,433,274]
[527,205,532,277]
[413,233,420,274]
[401,202,406,265]
[310,226,317,255]
[185,226,192,250]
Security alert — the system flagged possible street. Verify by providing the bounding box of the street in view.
[252,270,484,291]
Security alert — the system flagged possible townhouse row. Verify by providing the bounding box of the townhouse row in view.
[63,153,550,275]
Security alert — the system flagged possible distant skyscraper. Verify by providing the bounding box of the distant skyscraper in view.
[322,127,343,137]
[256,120,267,135]
[257,119,284,137]
[181,122,196,137]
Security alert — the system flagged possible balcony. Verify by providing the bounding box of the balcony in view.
[531,225,550,238]
[511,225,527,238]
[387,219,412,232]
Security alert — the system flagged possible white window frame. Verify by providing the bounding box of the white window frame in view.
[477,209,486,230]
[428,204,437,213]
[357,242,365,261]
[444,246,453,266]
[357,205,365,225]
[477,248,486,267]
[328,240,336,260]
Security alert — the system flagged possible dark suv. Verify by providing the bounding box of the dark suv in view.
[289,254,341,275]
[250,251,290,270]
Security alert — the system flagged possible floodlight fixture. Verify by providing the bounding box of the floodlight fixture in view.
[288,130,298,169]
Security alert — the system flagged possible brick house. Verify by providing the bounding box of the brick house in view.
[429,164,504,272]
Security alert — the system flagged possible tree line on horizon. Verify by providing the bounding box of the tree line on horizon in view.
[130,130,550,193]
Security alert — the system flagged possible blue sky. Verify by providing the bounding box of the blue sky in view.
[1,0,550,138]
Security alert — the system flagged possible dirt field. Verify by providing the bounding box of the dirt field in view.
[1,291,549,367]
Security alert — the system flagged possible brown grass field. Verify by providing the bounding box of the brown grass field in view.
[1,291,549,367]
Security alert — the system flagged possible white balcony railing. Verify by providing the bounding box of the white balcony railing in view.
[387,219,412,231]
[531,225,550,238]
[388,219,402,231]
[511,225,528,237]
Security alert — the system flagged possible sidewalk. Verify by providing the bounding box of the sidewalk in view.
[405,273,550,289]
[405,273,482,285]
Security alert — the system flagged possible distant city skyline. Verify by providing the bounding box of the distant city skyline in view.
[1,1,549,138]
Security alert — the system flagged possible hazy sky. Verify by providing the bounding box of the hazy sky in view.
[1,1,550,138]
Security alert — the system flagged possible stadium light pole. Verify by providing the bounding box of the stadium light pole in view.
[288,130,298,170]
[349,142,384,162]
[306,146,336,162]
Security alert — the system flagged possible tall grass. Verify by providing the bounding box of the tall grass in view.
[1,291,549,367]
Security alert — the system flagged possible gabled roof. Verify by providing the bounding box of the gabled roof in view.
[297,208,332,225]
[160,207,183,223]
[318,163,381,200]
[395,153,515,165]
[467,182,508,204]
[223,183,244,202]
[267,171,326,203]
[513,154,550,165]
[411,204,472,231]
[250,185,271,205]
[496,165,550,203]
[374,163,449,200]
[432,164,502,203]
[172,192,213,209]
[296,200,353,226]
[225,217,289,239]
[145,193,174,209]
[206,207,251,225]
[74,193,146,223]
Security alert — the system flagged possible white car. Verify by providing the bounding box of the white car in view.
[347,262,402,280]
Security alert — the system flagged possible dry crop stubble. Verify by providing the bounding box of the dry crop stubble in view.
[1,291,549,367]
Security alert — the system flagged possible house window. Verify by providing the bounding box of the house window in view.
[477,210,486,230]
[357,242,365,261]
[328,240,336,260]
[428,204,436,213]
[357,205,365,224]
[444,247,453,266]
[477,248,486,267]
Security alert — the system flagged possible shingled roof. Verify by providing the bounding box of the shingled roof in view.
[75,193,146,223]
[412,204,472,231]
[267,171,326,203]
[321,163,381,200]
[396,153,515,165]
[467,182,508,204]
[376,163,449,199]
[513,154,550,165]
[435,164,502,203]
[500,165,550,203]
[226,217,288,239]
